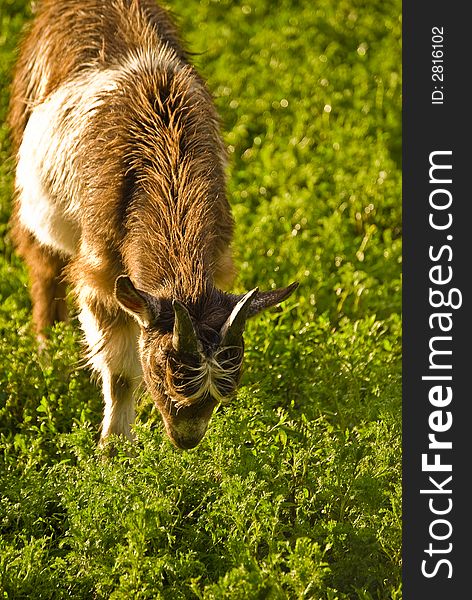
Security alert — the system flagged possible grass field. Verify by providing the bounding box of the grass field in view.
[0,0,402,598]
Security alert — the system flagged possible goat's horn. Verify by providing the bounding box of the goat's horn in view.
[172,300,199,355]
[220,288,259,348]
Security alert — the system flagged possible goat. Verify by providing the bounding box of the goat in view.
[8,0,298,450]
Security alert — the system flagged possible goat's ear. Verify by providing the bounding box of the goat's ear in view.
[114,276,160,327]
[247,282,299,317]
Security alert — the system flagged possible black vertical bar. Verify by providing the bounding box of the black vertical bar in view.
[403,2,470,598]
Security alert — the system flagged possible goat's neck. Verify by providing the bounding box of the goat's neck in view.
[123,229,213,301]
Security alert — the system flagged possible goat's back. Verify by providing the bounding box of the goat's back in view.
[10,0,233,289]
[9,0,186,149]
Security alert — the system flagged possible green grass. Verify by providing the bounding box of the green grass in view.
[0,0,402,598]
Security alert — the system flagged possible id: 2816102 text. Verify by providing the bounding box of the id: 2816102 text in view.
[431,26,444,105]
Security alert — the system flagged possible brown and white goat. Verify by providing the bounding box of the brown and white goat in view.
[9,0,297,449]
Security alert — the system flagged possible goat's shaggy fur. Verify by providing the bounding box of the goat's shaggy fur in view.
[9,0,297,449]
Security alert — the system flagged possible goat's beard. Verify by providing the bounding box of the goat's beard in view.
[165,346,243,409]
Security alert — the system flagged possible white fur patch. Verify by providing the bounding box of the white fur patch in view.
[78,300,141,378]
[100,370,136,441]
[16,69,119,256]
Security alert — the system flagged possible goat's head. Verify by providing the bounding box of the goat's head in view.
[114,276,298,449]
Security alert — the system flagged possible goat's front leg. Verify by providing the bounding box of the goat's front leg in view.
[78,293,142,444]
